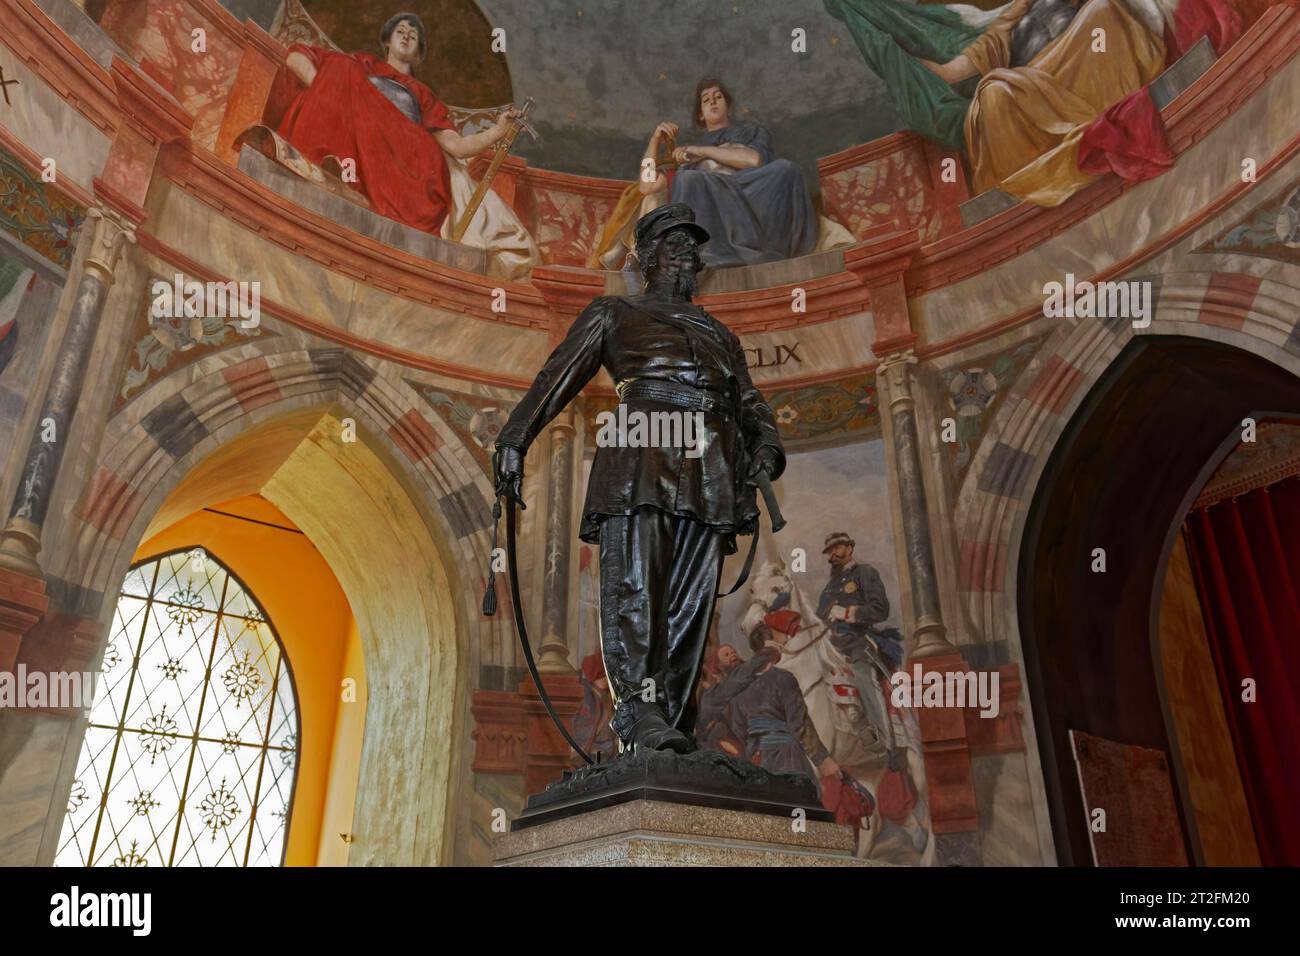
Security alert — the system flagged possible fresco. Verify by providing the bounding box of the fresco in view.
[566,438,929,863]
[0,247,61,483]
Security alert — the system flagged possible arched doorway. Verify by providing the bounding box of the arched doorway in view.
[45,388,479,866]
[1017,335,1300,865]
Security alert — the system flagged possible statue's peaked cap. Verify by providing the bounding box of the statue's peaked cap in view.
[634,202,710,248]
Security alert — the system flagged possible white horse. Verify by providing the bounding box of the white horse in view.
[741,559,933,863]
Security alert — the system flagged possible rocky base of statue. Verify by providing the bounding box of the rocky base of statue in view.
[512,746,834,831]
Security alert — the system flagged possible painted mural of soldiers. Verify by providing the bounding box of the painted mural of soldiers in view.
[573,652,618,763]
[816,530,902,761]
[722,618,839,779]
[697,643,766,755]
[816,531,900,669]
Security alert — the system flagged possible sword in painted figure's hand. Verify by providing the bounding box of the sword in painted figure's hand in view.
[450,97,538,243]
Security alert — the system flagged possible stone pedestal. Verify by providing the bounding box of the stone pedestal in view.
[515,747,832,830]
[494,799,876,867]
[0,567,47,673]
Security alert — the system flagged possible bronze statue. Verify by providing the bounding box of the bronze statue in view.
[494,202,785,756]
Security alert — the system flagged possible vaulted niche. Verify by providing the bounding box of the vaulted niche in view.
[1018,336,1300,865]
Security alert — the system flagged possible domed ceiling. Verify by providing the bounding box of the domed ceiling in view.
[222,0,910,187]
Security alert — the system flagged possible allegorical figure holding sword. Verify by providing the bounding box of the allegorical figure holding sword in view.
[277,11,539,276]
[494,202,786,756]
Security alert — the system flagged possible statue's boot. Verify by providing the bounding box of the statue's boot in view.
[627,708,693,754]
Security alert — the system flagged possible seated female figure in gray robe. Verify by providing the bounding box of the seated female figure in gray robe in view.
[643,78,819,269]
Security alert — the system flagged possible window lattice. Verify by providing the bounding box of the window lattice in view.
[57,548,300,867]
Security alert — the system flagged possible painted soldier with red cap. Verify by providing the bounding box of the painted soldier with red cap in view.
[494,202,785,757]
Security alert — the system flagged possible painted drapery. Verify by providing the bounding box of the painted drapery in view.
[826,0,1248,206]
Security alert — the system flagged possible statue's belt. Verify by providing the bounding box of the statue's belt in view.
[612,378,783,598]
[615,378,738,418]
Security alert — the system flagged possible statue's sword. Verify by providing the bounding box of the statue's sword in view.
[450,97,538,244]
[754,471,786,533]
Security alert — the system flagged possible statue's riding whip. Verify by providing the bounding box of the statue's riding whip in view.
[483,451,595,765]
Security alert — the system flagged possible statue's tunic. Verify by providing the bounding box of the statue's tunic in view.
[496,291,785,555]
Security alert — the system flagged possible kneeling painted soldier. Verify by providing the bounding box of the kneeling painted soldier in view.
[494,202,785,755]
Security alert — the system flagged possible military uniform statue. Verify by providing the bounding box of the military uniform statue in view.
[494,203,785,755]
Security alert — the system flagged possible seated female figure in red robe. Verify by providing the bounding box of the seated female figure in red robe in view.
[277,12,514,234]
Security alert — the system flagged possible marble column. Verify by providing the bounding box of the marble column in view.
[537,410,577,673]
[880,348,980,865]
[878,348,953,659]
[0,205,136,575]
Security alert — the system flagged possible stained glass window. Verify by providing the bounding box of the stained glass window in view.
[56,547,300,867]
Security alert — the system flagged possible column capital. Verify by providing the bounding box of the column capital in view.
[877,347,918,414]
[81,203,138,286]
[877,346,917,378]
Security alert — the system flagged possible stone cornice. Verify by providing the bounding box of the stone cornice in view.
[702,270,868,332]
[91,176,148,227]
[844,229,922,288]
[159,142,554,328]
[109,56,194,147]
[240,18,287,63]
[133,229,543,390]
[818,130,926,175]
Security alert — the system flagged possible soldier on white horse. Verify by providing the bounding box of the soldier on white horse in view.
[741,554,932,860]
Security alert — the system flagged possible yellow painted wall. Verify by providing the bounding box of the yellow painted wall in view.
[134,494,367,866]
[317,617,367,866]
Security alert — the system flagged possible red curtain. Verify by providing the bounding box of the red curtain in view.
[1185,478,1300,865]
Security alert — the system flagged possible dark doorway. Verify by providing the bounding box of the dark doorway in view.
[1017,335,1300,866]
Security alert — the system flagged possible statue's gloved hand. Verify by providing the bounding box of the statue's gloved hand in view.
[494,445,527,510]
[747,445,780,483]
